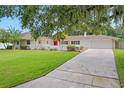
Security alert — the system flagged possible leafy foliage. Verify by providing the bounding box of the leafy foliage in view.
[0,28,10,43]
[52,31,67,41]
[8,27,21,49]
[117,26,124,40]
[0,6,15,19]
[1,5,124,39]
[16,5,123,36]
[0,29,10,48]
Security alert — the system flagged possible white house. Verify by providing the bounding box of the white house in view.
[15,32,118,50]
[0,43,13,49]
[0,43,6,49]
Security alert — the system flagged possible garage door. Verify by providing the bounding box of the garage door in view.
[91,39,112,49]
[80,39,113,49]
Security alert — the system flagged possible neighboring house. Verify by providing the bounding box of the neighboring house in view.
[0,43,13,49]
[15,32,118,50]
[0,43,6,49]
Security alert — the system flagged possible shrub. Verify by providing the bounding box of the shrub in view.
[40,47,46,50]
[67,45,75,51]
[6,45,12,49]
[20,45,27,50]
[75,46,80,51]
[50,48,58,51]
[80,46,84,50]
[67,45,84,51]
[27,46,30,50]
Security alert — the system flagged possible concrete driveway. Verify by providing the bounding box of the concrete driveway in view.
[15,49,120,88]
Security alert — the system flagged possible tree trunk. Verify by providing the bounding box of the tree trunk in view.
[13,43,16,50]
[36,42,40,49]
[34,40,37,49]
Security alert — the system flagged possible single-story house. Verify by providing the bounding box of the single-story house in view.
[15,32,120,50]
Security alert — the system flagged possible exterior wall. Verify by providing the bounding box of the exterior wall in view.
[58,44,68,50]
[30,40,36,49]
[80,39,91,48]
[29,38,54,49]
[15,44,20,49]
[17,37,116,50]
[28,40,42,49]
[117,41,124,49]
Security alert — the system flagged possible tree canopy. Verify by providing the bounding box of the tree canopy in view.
[8,27,21,49]
[0,27,21,49]
[0,5,124,40]
[0,28,10,48]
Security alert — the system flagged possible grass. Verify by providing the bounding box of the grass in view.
[113,49,124,87]
[0,50,79,88]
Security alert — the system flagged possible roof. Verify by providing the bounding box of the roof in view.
[21,32,32,40]
[21,32,52,40]
[65,35,117,41]
[21,32,117,40]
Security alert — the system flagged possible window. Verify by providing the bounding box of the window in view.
[27,40,30,45]
[16,41,19,45]
[71,41,80,45]
[61,41,68,45]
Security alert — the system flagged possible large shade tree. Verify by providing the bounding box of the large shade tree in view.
[0,6,15,19]
[0,5,124,39]
[16,6,123,36]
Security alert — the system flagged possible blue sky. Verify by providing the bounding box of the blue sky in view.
[0,17,28,32]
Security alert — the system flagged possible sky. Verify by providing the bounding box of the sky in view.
[0,17,28,32]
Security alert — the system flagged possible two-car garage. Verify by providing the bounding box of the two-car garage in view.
[66,35,116,49]
[81,39,114,49]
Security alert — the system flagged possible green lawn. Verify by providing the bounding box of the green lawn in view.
[113,49,124,87]
[0,50,79,88]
